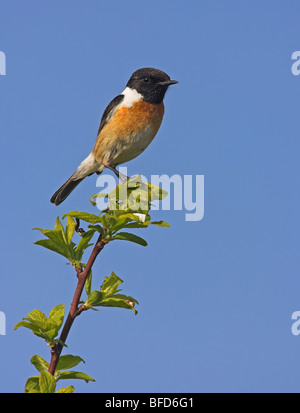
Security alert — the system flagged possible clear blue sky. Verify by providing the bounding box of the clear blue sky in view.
[1,0,300,393]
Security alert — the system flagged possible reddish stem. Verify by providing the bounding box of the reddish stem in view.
[48,234,105,375]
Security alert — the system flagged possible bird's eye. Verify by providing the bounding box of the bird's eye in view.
[143,77,151,83]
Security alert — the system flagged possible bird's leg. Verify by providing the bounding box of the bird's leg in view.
[106,165,129,183]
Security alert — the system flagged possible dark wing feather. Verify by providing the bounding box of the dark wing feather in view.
[97,94,124,136]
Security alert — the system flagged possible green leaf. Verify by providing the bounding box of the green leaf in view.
[90,193,109,207]
[34,239,72,260]
[109,213,143,233]
[63,211,102,225]
[34,227,66,248]
[26,309,47,323]
[65,216,77,244]
[112,232,147,246]
[15,305,64,344]
[150,220,170,227]
[56,385,75,393]
[100,296,138,315]
[39,370,56,393]
[84,272,139,314]
[19,309,48,330]
[14,321,47,339]
[25,376,40,393]
[14,320,33,331]
[100,213,117,230]
[54,216,66,238]
[41,327,58,342]
[56,371,95,383]
[31,355,49,373]
[85,269,92,296]
[122,222,150,229]
[101,272,123,296]
[88,224,105,235]
[48,304,64,331]
[122,219,170,229]
[74,230,95,260]
[34,217,79,261]
[56,355,85,372]
[85,290,105,308]
[109,293,139,305]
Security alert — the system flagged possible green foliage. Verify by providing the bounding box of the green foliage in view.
[34,216,94,269]
[33,178,169,275]
[14,305,64,347]
[66,176,170,246]
[17,177,169,392]
[84,272,139,315]
[25,354,94,393]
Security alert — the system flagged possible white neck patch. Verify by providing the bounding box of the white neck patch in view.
[121,87,143,107]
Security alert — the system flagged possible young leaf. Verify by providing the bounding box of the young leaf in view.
[54,217,66,239]
[56,371,95,383]
[101,272,123,296]
[31,355,49,373]
[99,296,138,315]
[150,220,170,227]
[85,269,92,296]
[35,227,67,248]
[25,376,40,393]
[65,216,77,244]
[63,211,102,225]
[14,320,48,339]
[34,239,72,261]
[26,309,47,324]
[56,355,85,372]
[56,385,75,393]
[15,305,64,344]
[90,193,109,207]
[122,222,150,229]
[101,213,117,231]
[112,232,147,246]
[88,224,105,235]
[48,304,64,331]
[74,230,95,261]
[85,290,105,308]
[41,327,59,343]
[84,273,139,314]
[39,370,56,393]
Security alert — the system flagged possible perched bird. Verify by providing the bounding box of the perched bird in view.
[50,67,178,206]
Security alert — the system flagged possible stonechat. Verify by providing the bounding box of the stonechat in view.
[50,67,178,205]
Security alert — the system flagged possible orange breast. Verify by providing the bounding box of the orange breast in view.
[92,100,164,161]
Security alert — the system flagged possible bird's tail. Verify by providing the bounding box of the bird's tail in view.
[50,153,102,205]
[50,173,84,206]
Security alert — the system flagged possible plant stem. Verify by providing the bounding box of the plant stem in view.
[48,234,105,375]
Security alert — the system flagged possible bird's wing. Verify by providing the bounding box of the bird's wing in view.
[97,94,124,136]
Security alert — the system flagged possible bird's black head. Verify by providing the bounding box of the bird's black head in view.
[126,67,178,104]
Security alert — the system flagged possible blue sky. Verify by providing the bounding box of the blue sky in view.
[1,0,300,393]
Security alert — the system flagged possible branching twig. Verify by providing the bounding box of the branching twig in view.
[48,234,106,375]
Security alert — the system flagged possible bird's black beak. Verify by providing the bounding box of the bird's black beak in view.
[158,79,179,86]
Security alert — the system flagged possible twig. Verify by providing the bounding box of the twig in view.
[48,234,105,375]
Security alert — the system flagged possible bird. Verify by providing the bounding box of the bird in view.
[50,67,178,206]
